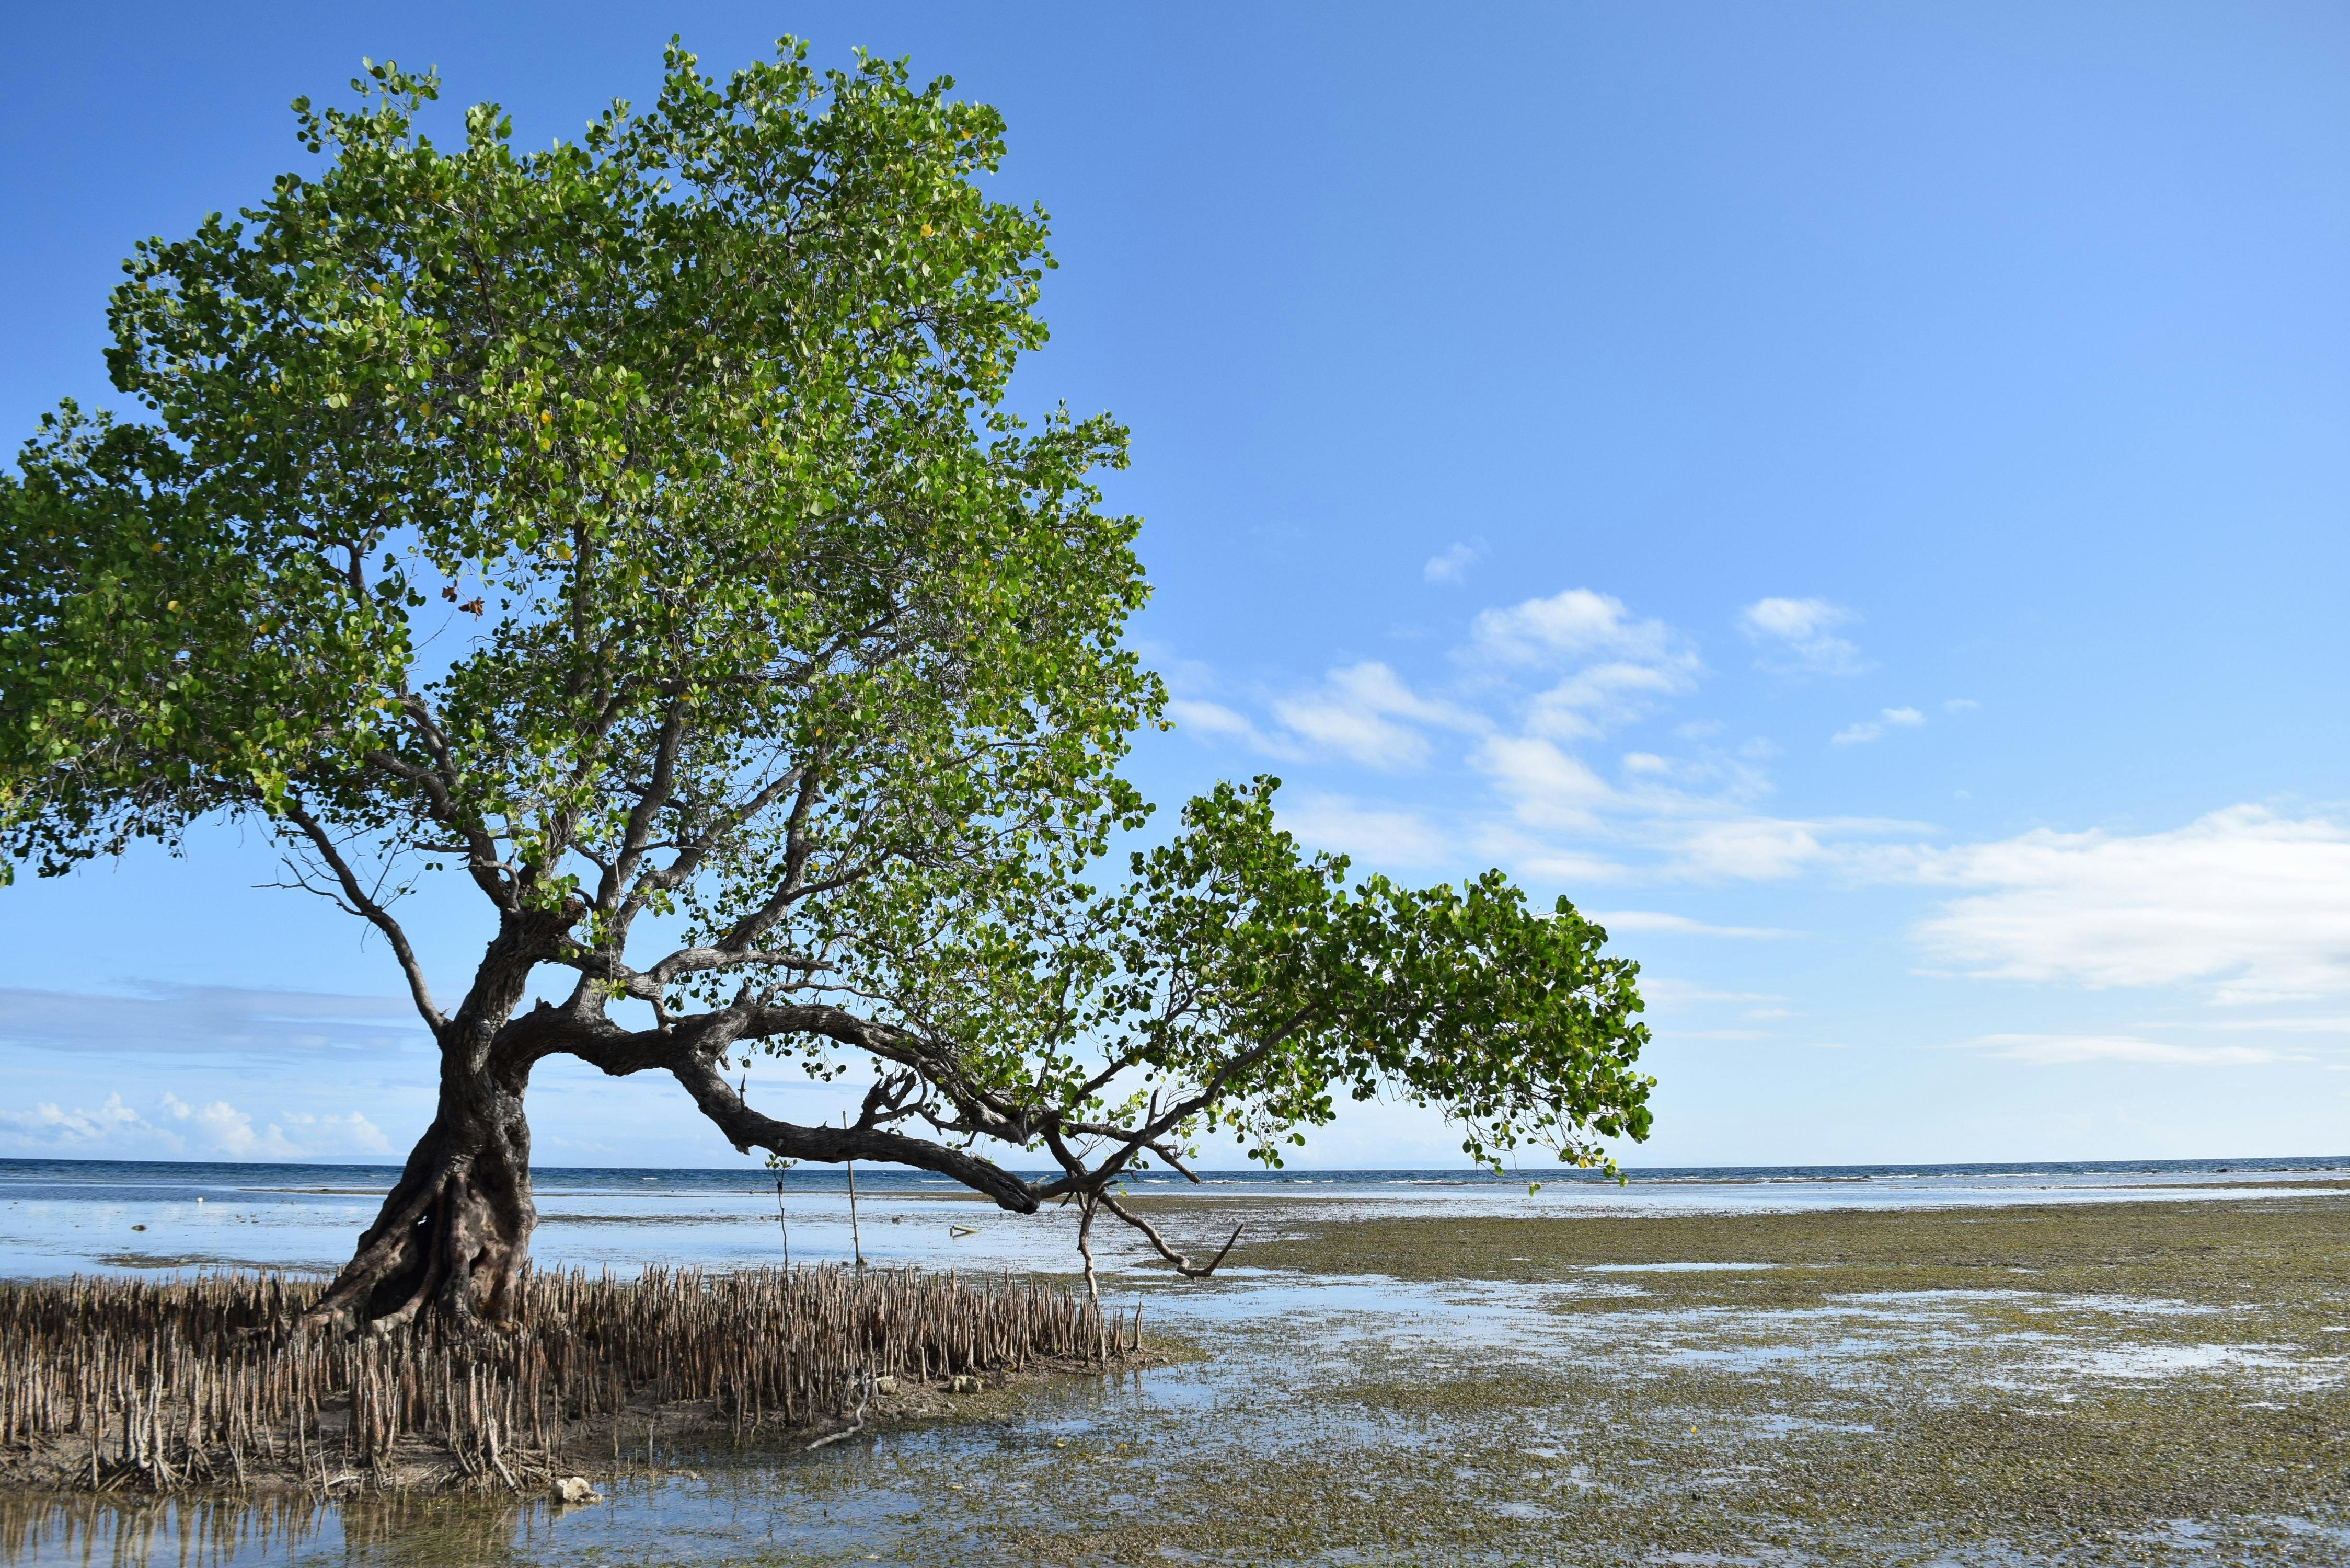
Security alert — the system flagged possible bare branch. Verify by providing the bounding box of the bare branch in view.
[281,800,446,1034]
[1097,1191,1242,1279]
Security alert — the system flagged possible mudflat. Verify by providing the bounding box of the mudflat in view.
[980,1192,2350,1565]
[3,1191,2344,1566]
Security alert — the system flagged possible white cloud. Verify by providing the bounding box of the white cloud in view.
[1471,588,1684,669]
[1474,735,1617,831]
[0,1089,394,1160]
[1738,597,1863,674]
[1148,586,1917,889]
[1528,659,1699,741]
[1464,589,1701,741]
[160,1093,309,1158]
[1667,817,1833,881]
[281,1109,393,1155]
[0,1093,157,1147]
[1909,808,2350,1000]
[1271,662,1483,769]
[1640,979,1788,1008]
[1166,698,1284,753]
[1944,698,1980,713]
[1957,1033,2302,1067]
[1278,793,1451,868]
[1832,706,1926,746]
[1589,910,1798,938]
[1423,538,1485,584]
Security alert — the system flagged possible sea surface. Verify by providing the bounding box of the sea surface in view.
[1,1154,2342,1283]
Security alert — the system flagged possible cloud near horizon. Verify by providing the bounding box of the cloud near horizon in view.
[0,1090,392,1159]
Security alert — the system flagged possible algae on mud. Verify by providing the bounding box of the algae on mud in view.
[1010,1191,2350,1566]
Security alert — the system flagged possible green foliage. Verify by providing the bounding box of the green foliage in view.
[814,776,1651,1174]
[7,42,1148,901]
[0,39,1651,1180]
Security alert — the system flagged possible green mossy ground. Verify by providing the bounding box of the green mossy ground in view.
[951,1196,2350,1565]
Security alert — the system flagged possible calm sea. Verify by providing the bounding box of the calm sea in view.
[1,1154,2342,1283]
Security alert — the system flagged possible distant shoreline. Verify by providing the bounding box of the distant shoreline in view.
[3,1152,2346,1185]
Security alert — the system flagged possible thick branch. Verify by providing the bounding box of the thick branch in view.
[545,1009,1044,1213]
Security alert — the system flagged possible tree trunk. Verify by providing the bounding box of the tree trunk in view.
[306,1048,536,1333]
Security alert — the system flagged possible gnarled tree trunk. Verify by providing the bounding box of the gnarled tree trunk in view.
[307,1025,537,1333]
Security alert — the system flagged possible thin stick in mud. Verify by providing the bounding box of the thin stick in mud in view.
[844,1115,865,1270]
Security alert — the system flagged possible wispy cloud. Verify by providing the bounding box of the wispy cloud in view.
[1589,910,1799,939]
[1833,706,1926,746]
[1954,1033,2305,1067]
[1423,538,1486,584]
[0,983,430,1058]
[1906,808,2350,1001]
[1473,735,1618,832]
[1166,698,1286,753]
[1158,583,1919,886]
[0,1094,151,1146]
[1278,793,1452,868]
[1270,662,1484,770]
[1640,979,1788,1008]
[1461,587,1703,746]
[1738,597,1863,675]
[1470,588,1687,671]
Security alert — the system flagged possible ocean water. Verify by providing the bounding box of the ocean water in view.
[1,1154,2342,1283]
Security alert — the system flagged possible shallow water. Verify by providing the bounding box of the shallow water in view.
[5,1155,2345,1283]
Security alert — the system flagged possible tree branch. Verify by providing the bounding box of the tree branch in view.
[281,800,446,1034]
[539,1007,1045,1211]
[1097,1191,1242,1279]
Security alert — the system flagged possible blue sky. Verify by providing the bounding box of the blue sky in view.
[5,3,2348,1169]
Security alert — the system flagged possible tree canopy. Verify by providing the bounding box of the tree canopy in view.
[0,40,1652,1324]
